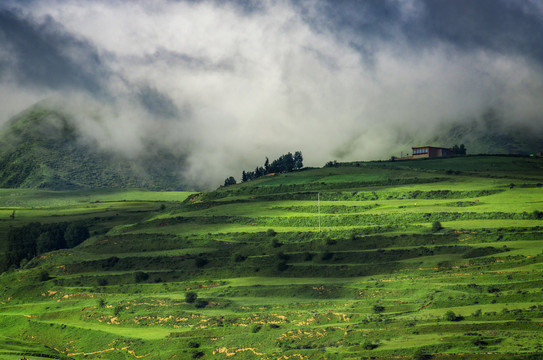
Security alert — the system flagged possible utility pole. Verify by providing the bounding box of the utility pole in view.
[318,192,321,232]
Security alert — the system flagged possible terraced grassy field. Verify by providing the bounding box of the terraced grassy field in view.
[0,156,542,359]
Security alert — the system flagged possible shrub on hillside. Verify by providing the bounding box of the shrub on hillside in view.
[487,285,501,293]
[444,310,462,322]
[102,256,120,269]
[271,238,282,248]
[431,221,443,232]
[188,341,200,348]
[39,270,50,282]
[276,261,289,272]
[185,291,197,303]
[233,253,247,262]
[134,271,149,283]
[276,252,289,261]
[195,257,208,268]
[113,305,123,316]
[251,324,262,333]
[363,341,378,350]
[321,250,333,261]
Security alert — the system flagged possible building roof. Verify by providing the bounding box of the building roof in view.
[412,146,452,150]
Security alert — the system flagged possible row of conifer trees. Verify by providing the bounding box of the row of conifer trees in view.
[224,151,303,186]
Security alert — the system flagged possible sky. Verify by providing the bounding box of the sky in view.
[1,0,543,188]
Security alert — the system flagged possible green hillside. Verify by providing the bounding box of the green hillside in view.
[0,106,187,190]
[0,156,542,359]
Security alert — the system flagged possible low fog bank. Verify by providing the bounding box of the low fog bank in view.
[1,0,543,189]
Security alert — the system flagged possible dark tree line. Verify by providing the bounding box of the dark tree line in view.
[242,151,303,183]
[2,222,89,271]
[223,151,303,186]
[223,176,236,186]
[452,144,467,155]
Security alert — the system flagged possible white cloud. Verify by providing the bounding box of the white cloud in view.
[1,0,542,188]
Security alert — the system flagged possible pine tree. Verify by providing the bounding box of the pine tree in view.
[294,151,303,170]
[452,144,460,154]
[255,166,264,178]
[224,176,236,186]
[284,152,295,172]
[246,171,255,181]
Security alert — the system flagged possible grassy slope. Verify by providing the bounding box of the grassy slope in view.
[0,156,542,359]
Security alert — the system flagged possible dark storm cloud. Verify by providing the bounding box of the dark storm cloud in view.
[0,9,108,95]
[414,0,543,62]
[316,0,543,64]
[314,0,402,35]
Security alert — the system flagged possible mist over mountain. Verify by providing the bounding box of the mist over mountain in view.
[0,101,540,191]
[426,111,543,157]
[0,104,188,190]
[1,0,543,188]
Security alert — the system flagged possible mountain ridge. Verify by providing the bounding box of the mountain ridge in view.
[0,105,189,190]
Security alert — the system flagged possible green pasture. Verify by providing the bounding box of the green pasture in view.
[359,155,543,177]
[0,189,193,207]
[0,156,542,359]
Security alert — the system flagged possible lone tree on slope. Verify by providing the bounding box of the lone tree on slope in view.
[224,176,236,186]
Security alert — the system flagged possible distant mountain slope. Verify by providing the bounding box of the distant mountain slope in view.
[386,113,543,160]
[428,111,543,156]
[0,106,188,190]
